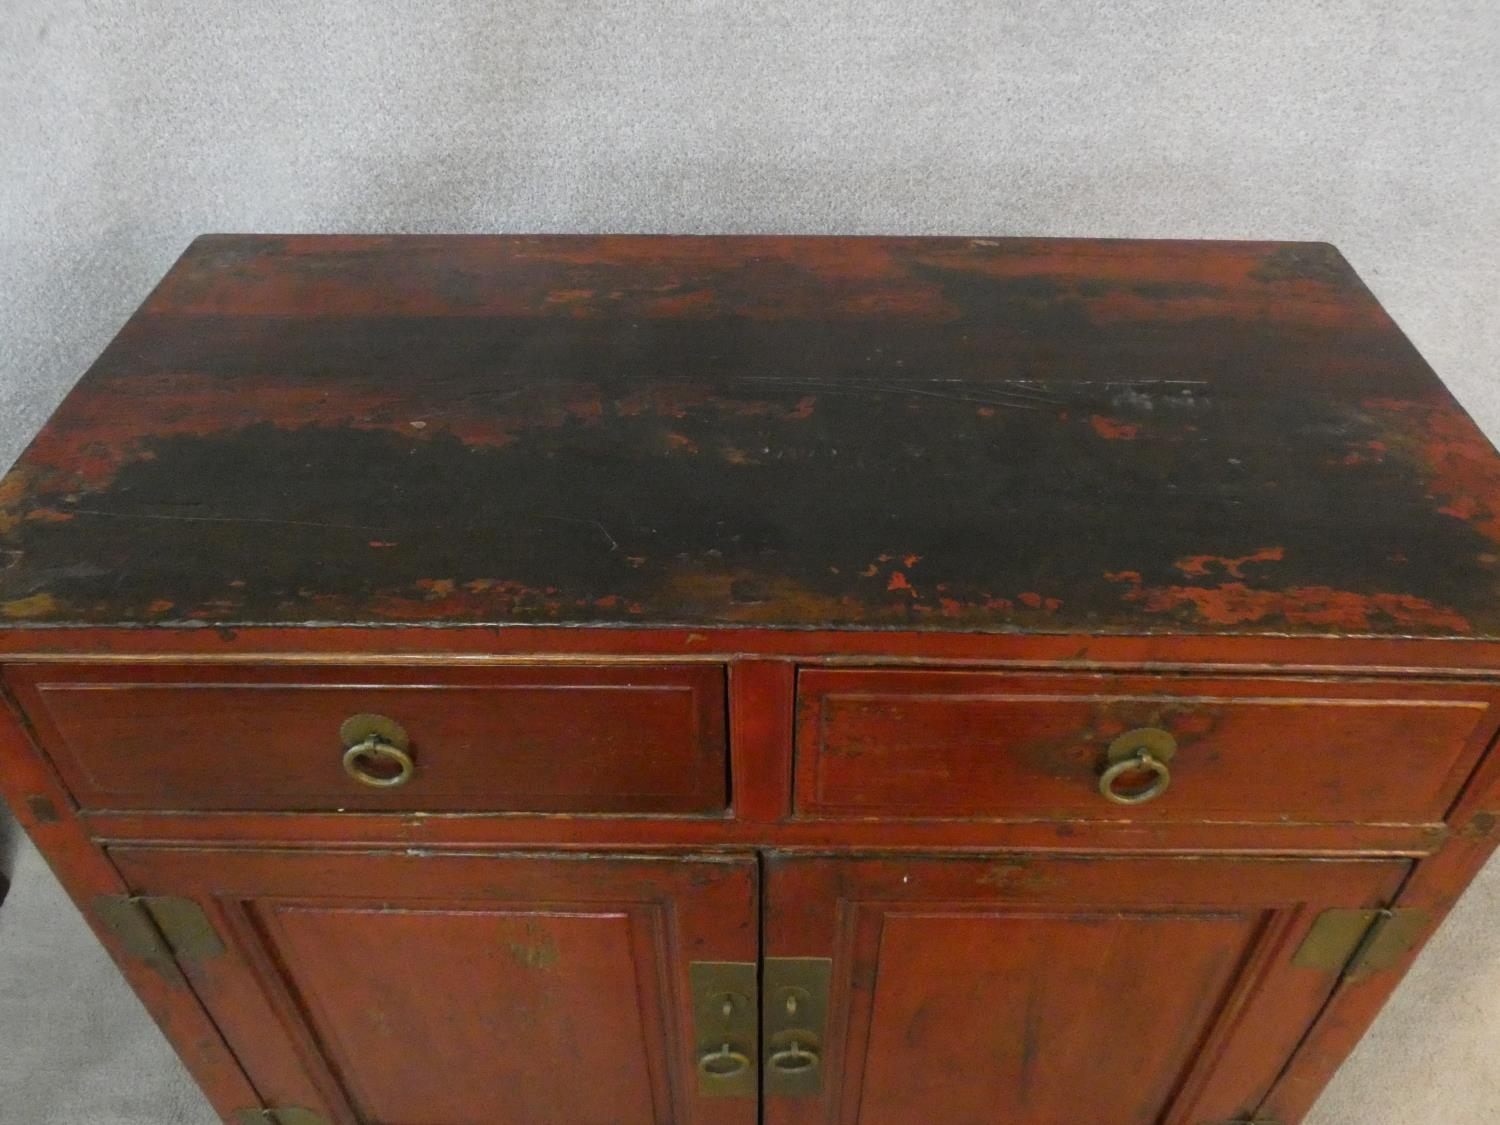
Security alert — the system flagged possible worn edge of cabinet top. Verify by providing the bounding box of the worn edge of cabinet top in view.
[1,233,1499,638]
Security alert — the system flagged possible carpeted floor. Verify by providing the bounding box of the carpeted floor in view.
[1,2,1498,1121]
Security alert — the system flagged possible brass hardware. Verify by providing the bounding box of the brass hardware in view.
[764,957,831,1097]
[143,896,227,961]
[339,712,410,751]
[94,895,225,972]
[342,740,414,787]
[768,1034,821,1074]
[94,895,177,975]
[271,1111,332,1125]
[697,1043,752,1079]
[689,962,757,1098]
[1293,908,1430,981]
[339,713,414,788]
[1292,909,1381,973]
[1344,909,1430,981]
[1099,727,1177,805]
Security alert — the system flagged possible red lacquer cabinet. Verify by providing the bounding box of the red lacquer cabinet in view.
[6,235,1500,1124]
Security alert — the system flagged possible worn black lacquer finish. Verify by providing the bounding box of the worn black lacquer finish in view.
[2,235,1497,634]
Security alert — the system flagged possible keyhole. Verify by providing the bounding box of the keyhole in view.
[776,985,811,1021]
[712,991,748,1026]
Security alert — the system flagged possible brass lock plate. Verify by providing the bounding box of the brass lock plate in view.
[689,961,758,1098]
[764,957,832,1098]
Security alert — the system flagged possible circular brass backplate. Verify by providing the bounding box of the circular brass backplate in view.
[1106,726,1178,765]
[339,713,410,751]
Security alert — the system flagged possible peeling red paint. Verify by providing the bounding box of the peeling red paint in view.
[1107,572,1471,633]
[1368,397,1500,544]
[1174,547,1285,579]
[1015,592,1062,611]
[887,571,916,595]
[1090,415,1140,440]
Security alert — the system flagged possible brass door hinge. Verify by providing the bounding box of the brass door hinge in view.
[1293,907,1430,983]
[234,1109,331,1125]
[92,895,226,974]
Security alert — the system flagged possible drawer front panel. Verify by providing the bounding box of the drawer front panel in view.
[796,669,1499,823]
[7,662,727,814]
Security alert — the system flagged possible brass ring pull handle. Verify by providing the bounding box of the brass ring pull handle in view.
[339,713,414,789]
[698,1043,752,1080]
[1098,749,1171,805]
[1098,727,1178,806]
[342,738,415,788]
[768,1036,821,1075]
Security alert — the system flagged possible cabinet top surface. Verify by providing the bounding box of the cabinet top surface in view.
[2,233,1499,638]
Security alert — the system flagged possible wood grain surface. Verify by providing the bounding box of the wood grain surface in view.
[2,235,1498,636]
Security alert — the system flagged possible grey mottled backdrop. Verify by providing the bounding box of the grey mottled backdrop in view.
[1,2,1498,1121]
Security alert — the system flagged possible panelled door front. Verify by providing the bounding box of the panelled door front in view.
[763,853,1408,1125]
[106,847,760,1125]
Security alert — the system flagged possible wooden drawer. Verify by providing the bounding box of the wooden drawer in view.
[795,668,1500,824]
[6,663,727,814]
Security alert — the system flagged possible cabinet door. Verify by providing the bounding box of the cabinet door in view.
[764,853,1408,1125]
[107,847,759,1125]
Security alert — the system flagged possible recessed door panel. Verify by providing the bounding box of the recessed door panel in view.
[262,903,661,1123]
[108,847,759,1125]
[764,853,1408,1125]
[856,909,1258,1122]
